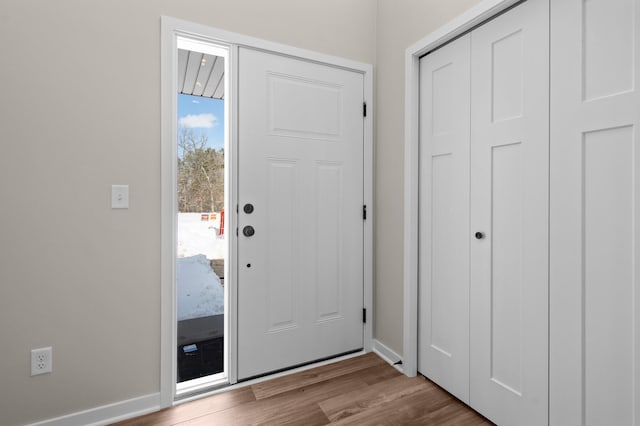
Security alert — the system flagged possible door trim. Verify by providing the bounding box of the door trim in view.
[402,0,522,377]
[161,16,373,408]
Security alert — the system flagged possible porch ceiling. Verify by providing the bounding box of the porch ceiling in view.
[178,49,224,99]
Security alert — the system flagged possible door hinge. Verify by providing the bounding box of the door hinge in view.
[362,308,367,323]
[363,102,367,117]
[363,205,367,220]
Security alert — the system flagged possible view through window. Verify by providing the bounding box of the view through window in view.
[175,45,227,385]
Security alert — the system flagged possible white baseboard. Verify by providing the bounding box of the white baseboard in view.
[372,339,404,373]
[28,393,161,426]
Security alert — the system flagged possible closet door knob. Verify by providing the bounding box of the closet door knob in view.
[475,232,485,240]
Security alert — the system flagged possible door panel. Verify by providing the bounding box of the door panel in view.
[237,48,364,380]
[489,141,524,395]
[583,127,634,426]
[265,159,299,332]
[582,0,634,101]
[469,0,549,424]
[550,0,640,424]
[315,162,343,322]
[491,29,524,122]
[418,33,471,403]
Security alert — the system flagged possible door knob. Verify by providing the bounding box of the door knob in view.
[475,232,485,240]
[243,203,254,214]
[243,225,255,237]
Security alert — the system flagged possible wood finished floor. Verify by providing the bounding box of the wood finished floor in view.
[113,353,493,425]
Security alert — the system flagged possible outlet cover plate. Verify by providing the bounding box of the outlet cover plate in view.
[31,347,52,376]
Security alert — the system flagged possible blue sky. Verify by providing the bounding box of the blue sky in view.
[178,94,224,151]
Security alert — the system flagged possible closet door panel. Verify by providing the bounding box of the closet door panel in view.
[469,0,549,424]
[550,0,640,424]
[418,34,471,403]
[490,141,525,392]
[583,127,634,426]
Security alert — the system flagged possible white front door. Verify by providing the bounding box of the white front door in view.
[469,0,549,424]
[237,47,365,380]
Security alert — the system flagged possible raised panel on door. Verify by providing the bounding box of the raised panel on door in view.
[550,0,640,424]
[469,0,549,424]
[265,159,300,333]
[418,33,471,403]
[237,48,364,380]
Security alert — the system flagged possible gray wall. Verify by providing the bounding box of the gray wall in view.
[374,0,483,358]
[0,1,480,424]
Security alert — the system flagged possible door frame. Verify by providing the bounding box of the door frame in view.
[402,0,522,378]
[161,16,374,407]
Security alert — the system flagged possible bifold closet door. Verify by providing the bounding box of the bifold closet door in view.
[418,34,471,404]
[419,0,549,424]
[469,0,549,424]
[550,0,640,424]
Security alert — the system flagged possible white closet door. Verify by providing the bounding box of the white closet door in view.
[418,34,471,403]
[550,0,640,424]
[469,0,549,424]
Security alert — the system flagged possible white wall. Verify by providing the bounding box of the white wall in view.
[374,0,482,356]
[0,0,486,424]
[0,2,375,425]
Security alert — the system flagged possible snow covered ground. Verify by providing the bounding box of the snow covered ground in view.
[177,254,224,321]
[177,213,226,321]
[177,213,225,259]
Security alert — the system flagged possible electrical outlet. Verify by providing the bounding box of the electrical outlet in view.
[31,347,52,376]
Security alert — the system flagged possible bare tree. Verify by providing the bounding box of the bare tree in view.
[178,128,224,212]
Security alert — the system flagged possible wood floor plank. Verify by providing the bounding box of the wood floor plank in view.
[178,402,329,426]
[319,375,429,422]
[177,371,370,425]
[329,385,472,425]
[327,386,444,425]
[250,352,385,400]
[357,362,403,385]
[111,387,255,426]
[416,398,493,425]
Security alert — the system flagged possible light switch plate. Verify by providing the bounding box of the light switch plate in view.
[111,185,129,209]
